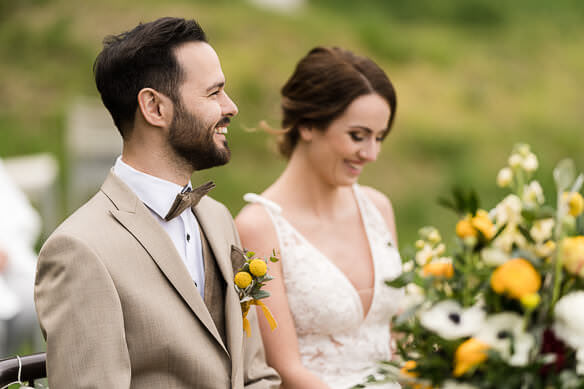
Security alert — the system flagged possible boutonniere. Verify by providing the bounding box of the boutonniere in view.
[233,249,279,337]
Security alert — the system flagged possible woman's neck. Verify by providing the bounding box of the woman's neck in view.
[266,150,353,219]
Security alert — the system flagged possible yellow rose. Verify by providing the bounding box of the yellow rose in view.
[561,236,584,277]
[563,192,584,217]
[456,218,477,239]
[490,258,541,299]
[249,259,268,277]
[453,338,489,377]
[422,261,454,278]
[234,271,252,288]
[471,210,495,240]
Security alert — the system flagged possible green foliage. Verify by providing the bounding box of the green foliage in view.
[0,0,583,248]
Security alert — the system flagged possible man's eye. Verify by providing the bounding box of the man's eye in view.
[349,132,364,141]
[209,90,220,96]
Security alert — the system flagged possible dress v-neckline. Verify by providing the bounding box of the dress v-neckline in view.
[275,185,378,321]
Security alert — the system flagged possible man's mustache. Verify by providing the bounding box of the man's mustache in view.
[216,117,231,128]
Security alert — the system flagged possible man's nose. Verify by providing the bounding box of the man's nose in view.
[222,92,238,118]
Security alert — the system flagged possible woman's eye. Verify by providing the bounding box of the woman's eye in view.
[349,132,364,141]
[209,90,220,97]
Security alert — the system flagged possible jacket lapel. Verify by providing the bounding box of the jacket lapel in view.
[100,172,228,354]
[194,199,243,380]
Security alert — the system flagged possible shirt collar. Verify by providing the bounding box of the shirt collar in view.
[113,156,191,219]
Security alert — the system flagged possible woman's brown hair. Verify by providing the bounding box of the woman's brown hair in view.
[277,46,397,158]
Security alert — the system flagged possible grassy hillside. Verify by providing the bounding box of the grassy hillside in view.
[1,0,583,246]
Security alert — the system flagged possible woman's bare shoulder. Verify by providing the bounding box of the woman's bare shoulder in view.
[235,203,280,257]
[359,185,394,216]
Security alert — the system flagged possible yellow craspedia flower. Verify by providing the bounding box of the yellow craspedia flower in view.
[422,261,454,278]
[563,192,584,217]
[249,259,267,277]
[234,271,252,288]
[490,258,541,299]
[453,338,489,377]
[520,292,541,310]
[471,210,495,240]
[456,218,477,239]
[561,236,584,278]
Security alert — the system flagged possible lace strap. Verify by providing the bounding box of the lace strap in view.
[352,184,396,247]
[243,193,282,215]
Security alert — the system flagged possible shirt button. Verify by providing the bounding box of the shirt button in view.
[186,233,191,242]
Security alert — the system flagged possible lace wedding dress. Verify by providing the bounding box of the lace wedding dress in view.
[244,185,403,388]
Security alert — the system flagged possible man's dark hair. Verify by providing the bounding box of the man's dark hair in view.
[93,17,207,137]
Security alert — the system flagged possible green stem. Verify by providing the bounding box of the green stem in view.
[551,193,565,308]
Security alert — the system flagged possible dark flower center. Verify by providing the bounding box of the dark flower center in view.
[497,330,512,339]
[448,313,461,324]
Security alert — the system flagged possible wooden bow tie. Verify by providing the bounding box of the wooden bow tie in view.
[164,181,215,221]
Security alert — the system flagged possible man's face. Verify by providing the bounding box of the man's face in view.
[168,41,238,171]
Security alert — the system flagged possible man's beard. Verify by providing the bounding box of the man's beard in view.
[168,99,231,171]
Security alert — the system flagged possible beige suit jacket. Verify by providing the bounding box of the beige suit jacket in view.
[34,172,280,388]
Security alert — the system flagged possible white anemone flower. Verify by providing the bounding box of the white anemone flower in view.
[419,300,485,340]
[553,291,584,351]
[475,313,535,366]
[442,381,479,389]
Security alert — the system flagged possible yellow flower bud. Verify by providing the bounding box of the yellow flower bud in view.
[561,236,584,278]
[456,219,477,239]
[520,293,541,309]
[453,338,489,377]
[400,360,419,378]
[422,261,454,278]
[234,271,253,288]
[249,259,268,277]
[415,240,426,249]
[490,258,541,299]
[471,210,495,240]
[563,192,584,217]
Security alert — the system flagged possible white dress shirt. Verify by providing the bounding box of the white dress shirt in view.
[113,157,205,299]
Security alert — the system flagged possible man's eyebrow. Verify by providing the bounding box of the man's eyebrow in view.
[206,81,225,93]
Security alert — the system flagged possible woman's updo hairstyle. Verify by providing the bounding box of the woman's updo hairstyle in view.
[277,46,397,158]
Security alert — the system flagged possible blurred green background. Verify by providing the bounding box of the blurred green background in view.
[1,0,583,247]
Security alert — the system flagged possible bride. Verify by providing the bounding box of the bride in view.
[236,46,403,388]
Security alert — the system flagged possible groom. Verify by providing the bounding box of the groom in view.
[34,17,279,388]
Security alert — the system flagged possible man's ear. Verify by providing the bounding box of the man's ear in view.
[137,88,173,128]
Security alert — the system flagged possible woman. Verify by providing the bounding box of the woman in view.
[236,46,403,388]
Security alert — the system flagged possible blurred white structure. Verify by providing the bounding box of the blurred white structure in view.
[3,153,59,237]
[66,98,121,212]
[249,0,305,12]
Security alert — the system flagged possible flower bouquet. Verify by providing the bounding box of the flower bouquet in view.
[382,144,584,388]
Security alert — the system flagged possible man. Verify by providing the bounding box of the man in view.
[34,17,280,388]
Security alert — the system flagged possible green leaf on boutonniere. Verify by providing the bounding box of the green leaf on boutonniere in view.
[251,289,270,300]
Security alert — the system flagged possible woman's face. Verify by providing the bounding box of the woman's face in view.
[303,93,391,187]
